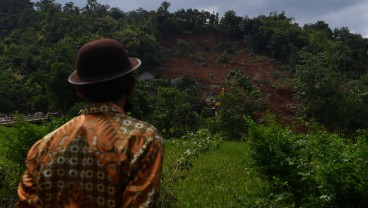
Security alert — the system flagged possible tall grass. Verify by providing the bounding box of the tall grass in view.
[162,140,270,207]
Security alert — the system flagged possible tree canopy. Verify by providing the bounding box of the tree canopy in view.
[0,0,367,133]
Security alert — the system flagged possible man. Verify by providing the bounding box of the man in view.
[16,38,164,207]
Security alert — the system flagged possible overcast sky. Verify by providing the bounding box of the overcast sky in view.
[54,0,368,37]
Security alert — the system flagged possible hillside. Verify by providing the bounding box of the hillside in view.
[156,33,298,127]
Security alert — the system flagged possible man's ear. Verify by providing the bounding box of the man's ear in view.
[126,76,136,96]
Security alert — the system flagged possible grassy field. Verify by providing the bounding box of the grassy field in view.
[0,126,271,207]
[163,140,270,207]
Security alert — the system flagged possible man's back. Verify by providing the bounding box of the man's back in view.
[17,103,163,207]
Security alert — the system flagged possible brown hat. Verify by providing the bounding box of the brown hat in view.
[68,38,141,85]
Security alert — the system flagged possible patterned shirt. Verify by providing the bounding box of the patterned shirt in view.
[16,103,164,208]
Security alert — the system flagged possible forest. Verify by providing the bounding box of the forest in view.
[1,0,368,207]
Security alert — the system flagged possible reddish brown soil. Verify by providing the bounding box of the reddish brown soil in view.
[156,33,300,129]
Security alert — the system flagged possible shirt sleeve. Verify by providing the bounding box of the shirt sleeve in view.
[16,140,45,208]
[122,132,164,208]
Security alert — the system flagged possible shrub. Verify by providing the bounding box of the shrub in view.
[206,70,267,141]
[207,94,250,140]
[247,116,296,177]
[190,52,207,66]
[217,41,235,53]
[152,87,200,138]
[216,51,230,64]
[201,40,210,51]
[0,158,22,207]
[4,117,50,166]
[1,117,62,207]
[313,131,368,207]
[246,117,368,207]
[172,39,192,57]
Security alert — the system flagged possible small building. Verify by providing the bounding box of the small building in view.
[138,72,155,82]
[169,77,181,86]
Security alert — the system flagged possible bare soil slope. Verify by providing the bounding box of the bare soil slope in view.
[156,33,299,128]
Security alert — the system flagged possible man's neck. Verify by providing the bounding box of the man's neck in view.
[113,95,126,111]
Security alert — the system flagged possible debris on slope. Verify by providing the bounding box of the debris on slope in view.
[156,33,300,129]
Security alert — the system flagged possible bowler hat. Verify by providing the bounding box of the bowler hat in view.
[68,38,141,85]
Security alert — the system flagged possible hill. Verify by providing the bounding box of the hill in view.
[156,33,298,127]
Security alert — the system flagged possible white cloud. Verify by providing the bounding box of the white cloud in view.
[319,3,368,36]
[197,5,220,14]
[52,0,368,37]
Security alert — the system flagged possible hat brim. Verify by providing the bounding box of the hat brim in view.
[68,58,141,85]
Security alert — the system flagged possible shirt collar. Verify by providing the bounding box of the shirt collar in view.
[80,102,125,115]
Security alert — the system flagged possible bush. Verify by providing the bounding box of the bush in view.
[172,39,192,57]
[216,51,230,64]
[246,117,368,207]
[217,41,235,53]
[4,117,50,166]
[0,158,22,207]
[201,40,210,51]
[190,52,207,66]
[206,96,250,140]
[152,87,200,138]
[206,70,267,141]
[314,131,368,207]
[0,117,62,207]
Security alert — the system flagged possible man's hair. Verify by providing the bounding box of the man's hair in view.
[75,73,133,103]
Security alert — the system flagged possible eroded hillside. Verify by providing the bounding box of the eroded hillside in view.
[156,33,299,128]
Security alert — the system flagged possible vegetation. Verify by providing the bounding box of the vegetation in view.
[247,117,368,207]
[162,138,270,207]
[1,0,368,207]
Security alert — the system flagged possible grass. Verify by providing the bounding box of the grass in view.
[0,126,15,158]
[163,140,270,207]
[0,126,21,208]
[1,127,271,207]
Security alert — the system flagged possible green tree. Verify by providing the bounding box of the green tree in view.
[83,0,110,17]
[332,27,368,76]
[207,70,267,140]
[220,10,243,37]
[152,87,199,138]
[302,21,333,56]
[296,51,368,133]
[115,26,160,68]
[243,12,306,64]
[0,0,34,31]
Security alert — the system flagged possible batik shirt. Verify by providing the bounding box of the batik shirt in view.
[16,103,164,208]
